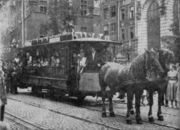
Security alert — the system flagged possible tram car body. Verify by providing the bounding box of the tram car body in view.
[13,33,124,100]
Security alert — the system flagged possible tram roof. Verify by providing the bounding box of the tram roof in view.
[21,38,122,49]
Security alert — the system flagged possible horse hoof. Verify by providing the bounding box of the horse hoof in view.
[158,115,164,121]
[102,112,107,118]
[148,117,154,123]
[126,119,132,124]
[109,112,115,117]
[136,119,143,124]
[130,110,134,115]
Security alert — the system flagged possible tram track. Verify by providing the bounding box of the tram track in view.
[113,100,179,117]
[8,96,180,130]
[7,97,124,130]
[5,111,48,130]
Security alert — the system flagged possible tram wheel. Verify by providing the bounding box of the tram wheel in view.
[77,94,86,103]
[31,86,38,95]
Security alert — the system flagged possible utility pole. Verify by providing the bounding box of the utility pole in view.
[21,0,25,47]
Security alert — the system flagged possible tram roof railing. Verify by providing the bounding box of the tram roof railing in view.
[23,32,122,48]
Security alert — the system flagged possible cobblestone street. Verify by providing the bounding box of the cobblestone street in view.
[3,90,180,130]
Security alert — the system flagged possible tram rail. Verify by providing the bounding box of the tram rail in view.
[5,111,48,130]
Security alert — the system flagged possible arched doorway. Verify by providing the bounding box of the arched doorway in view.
[147,0,160,49]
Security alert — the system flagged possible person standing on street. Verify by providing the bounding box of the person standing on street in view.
[0,62,7,121]
[166,64,178,108]
[176,63,180,108]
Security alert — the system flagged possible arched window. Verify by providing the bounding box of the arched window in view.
[147,1,160,49]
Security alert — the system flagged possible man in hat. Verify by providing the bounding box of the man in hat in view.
[86,47,102,71]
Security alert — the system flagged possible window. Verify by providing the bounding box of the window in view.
[130,27,134,39]
[110,23,116,32]
[122,29,125,40]
[81,10,87,16]
[81,27,87,32]
[40,6,47,13]
[129,6,134,19]
[29,1,38,6]
[81,0,87,4]
[80,0,87,16]
[39,0,47,5]
[122,0,126,5]
[121,9,125,20]
[104,8,108,19]
[104,25,109,35]
[111,6,116,17]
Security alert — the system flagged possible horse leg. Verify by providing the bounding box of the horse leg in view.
[135,88,143,124]
[126,88,134,124]
[101,90,107,117]
[109,92,115,117]
[157,89,164,121]
[148,90,154,123]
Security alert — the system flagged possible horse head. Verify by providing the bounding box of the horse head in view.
[156,49,175,74]
[144,49,164,75]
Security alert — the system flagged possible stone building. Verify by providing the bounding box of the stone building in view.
[12,0,49,43]
[101,0,118,41]
[72,0,102,33]
[101,0,179,55]
[101,0,138,60]
[137,0,177,54]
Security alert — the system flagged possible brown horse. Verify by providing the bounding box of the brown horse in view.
[99,50,164,124]
[146,48,175,122]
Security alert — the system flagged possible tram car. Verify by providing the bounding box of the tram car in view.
[12,32,124,101]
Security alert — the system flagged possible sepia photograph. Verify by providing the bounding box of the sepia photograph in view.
[0,0,179,129]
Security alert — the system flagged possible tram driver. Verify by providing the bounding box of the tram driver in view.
[86,47,102,71]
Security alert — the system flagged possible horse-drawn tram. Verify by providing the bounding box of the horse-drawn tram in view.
[12,32,124,101]
[7,32,178,126]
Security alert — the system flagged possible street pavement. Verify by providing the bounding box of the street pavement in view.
[3,89,180,130]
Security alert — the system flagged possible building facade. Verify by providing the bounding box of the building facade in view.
[101,0,178,56]
[101,0,118,41]
[101,0,138,60]
[72,0,102,33]
[13,0,49,42]
[137,0,175,54]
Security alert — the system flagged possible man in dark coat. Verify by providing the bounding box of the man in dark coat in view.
[0,67,7,121]
[86,47,102,71]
